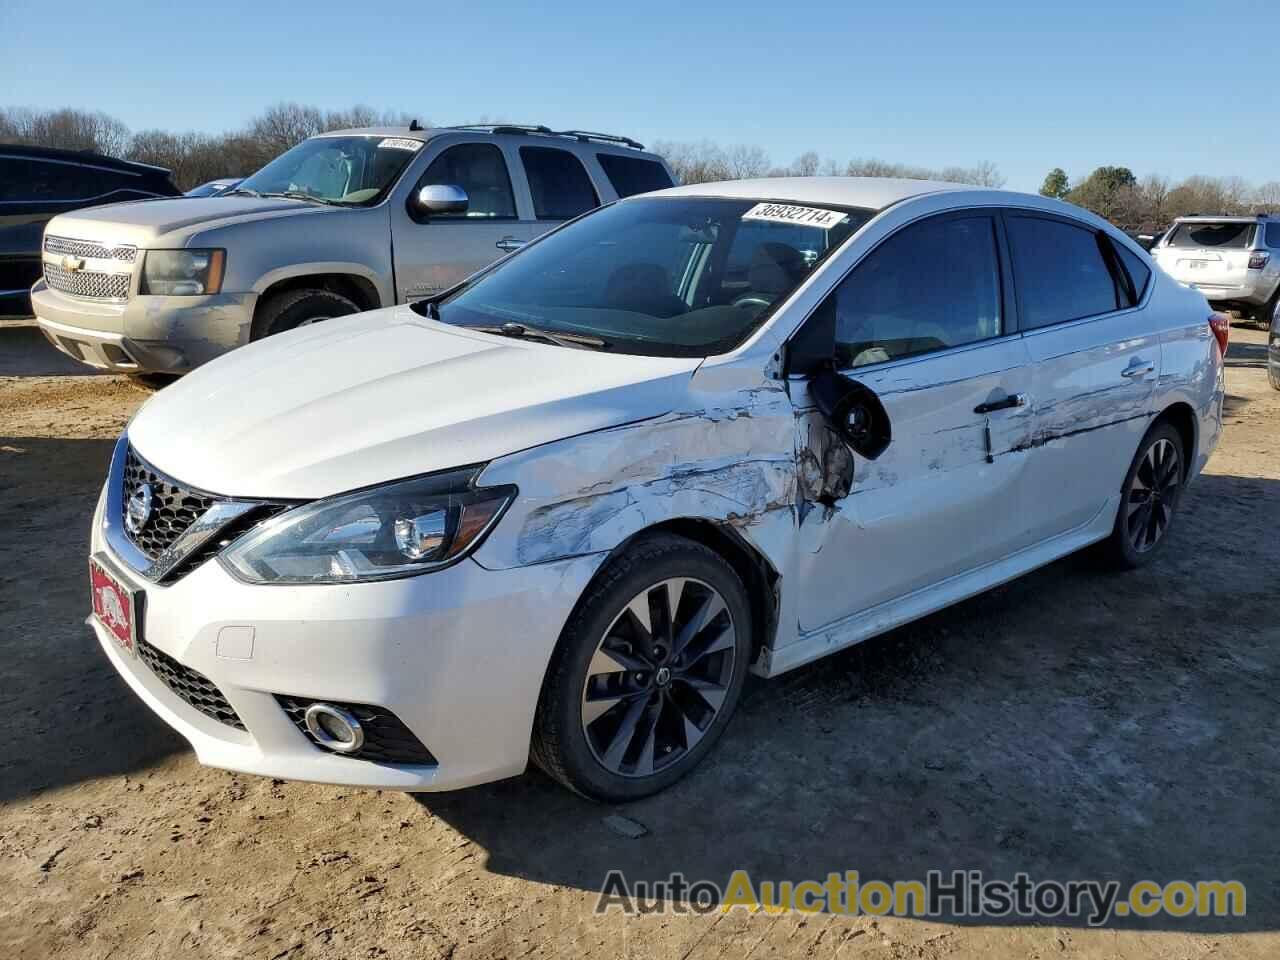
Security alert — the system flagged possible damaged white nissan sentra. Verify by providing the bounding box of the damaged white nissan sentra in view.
[89,177,1226,801]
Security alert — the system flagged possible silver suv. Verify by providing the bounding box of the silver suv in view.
[31,124,674,375]
[1150,213,1280,324]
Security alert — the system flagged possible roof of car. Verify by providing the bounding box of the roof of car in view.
[0,141,173,176]
[1172,213,1277,223]
[315,125,650,152]
[652,176,983,210]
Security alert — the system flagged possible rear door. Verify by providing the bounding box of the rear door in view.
[1008,212,1158,543]
[791,210,1036,630]
[390,140,532,301]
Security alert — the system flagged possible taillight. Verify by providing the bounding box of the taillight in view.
[1248,251,1270,270]
[1208,311,1230,356]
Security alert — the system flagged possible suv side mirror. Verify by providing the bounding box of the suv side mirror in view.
[411,184,469,218]
[810,368,892,460]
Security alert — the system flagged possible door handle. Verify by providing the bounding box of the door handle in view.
[974,393,1027,414]
[495,237,526,252]
[1121,360,1155,379]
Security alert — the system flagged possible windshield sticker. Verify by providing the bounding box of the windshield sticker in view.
[378,137,424,151]
[742,202,848,229]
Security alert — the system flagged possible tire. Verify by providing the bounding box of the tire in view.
[531,533,752,802]
[126,373,179,392]
[1257,289,1280,330]
[251,288,358,340]
[1101,422,1186,570]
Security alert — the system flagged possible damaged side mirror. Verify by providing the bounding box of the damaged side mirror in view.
[809,369,892,461]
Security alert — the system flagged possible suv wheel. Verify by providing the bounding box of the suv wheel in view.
[1103,422,1185,569]
[532,534,752,802]
[252,288,359,340]
[1258,289,1280,330]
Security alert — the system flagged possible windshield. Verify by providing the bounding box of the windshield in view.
[427,197,871,357]
[1166,222,1256,249]
[237,135,422,206]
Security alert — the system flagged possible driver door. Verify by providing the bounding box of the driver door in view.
[390,141,532,302]
[791,211,1035,632]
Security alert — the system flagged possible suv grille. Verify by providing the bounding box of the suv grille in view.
[137,637,245,730]
[123,447,218,561]
[44,234,138,263]
[44,262,131,300]
[276,697,438,765]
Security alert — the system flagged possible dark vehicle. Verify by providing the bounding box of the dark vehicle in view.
[0,144,180,318]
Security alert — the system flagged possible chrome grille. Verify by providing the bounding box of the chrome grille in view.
[44,234,137,262]
[123,447,218,561]
[44,262,130,300]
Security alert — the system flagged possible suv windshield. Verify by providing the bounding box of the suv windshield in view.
[236,135,422,206]
[1166,221,1256,249]
[427,197,870,357]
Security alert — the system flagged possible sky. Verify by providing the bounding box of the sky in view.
[3,0,1278,193]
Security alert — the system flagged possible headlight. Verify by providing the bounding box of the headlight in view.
[141,249,225,296]
[220,468,516,584]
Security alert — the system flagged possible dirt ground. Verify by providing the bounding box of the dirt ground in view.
[1,320,1277,959]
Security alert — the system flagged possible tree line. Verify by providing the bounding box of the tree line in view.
[4,104,1275,234]
[1039,165,1280,234]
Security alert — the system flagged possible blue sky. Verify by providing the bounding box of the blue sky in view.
[3,0,1277,192]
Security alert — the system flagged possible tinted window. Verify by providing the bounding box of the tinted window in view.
[1267,222,1280,248]
[520,147,598,220]
[418,143,516,219]
[820,215,1002,369]
[1166,221,1254,249]
[1007,216,1119,329]
[1113,241,1152,303]
[0,156,105,201]
[596,154,674,197]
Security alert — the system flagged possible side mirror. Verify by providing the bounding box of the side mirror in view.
[411,184,469,218]
[810,368,892,460]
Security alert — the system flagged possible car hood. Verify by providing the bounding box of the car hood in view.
[127,305,702,499]
[46,196,333,248]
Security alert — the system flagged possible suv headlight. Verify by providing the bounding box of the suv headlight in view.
[141,249,225,296]
[220,468,516,584]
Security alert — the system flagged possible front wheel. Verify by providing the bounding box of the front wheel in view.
[531,534,752,802]
[1102,422,1185,569]
[251,288,358,340]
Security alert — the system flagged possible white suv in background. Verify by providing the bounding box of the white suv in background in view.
[31,124,673,376]
[1151,214,1280,325]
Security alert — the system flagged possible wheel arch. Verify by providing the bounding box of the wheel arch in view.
[1153,401,1197,480]
[597,518,781,671]
[253,265,388,315]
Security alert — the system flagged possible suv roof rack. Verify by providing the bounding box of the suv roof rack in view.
[447,123,645,150]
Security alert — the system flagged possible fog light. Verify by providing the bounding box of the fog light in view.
[303,702,365,754]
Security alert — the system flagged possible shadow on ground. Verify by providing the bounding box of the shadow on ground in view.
[0,436,184,804]
[418,471,1280,932]
[0,323,107,377]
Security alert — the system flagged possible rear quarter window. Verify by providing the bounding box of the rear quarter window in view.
[1113,242,1152,303]
[596,154,674,197]
[1267,222,1280,249]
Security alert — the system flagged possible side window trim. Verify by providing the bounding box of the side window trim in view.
[411,141,519,223]
[1001,210,1141,333]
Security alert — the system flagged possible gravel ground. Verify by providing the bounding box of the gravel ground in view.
[1,321,1277,959]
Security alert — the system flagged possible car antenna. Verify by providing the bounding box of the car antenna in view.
[409,119,423,131]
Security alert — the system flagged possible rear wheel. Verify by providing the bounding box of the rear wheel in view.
[1102,422,1185,569]
[251,288,358,340]
[1257,288,1280,330]
[532,534,752,802]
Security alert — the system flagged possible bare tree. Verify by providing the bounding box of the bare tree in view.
[724,143,769,179]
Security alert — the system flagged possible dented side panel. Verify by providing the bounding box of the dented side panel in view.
[789,336,1035,633]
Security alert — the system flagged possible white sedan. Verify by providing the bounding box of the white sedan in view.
[88,177,1225,801]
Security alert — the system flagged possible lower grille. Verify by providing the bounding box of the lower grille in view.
[136,637,245,730]
[44,262,130,300]
[276,697,438,765]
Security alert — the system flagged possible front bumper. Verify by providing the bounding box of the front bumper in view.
[32,279,256,373]
[89,487,604,791]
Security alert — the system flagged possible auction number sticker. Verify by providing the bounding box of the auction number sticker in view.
[379,137,424,151]
[742,202,848,229]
